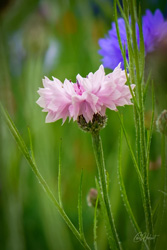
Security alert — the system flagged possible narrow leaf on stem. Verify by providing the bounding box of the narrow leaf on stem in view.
[0,103,91,250]
[78,169,85,239]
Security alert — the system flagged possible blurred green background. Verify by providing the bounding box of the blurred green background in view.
[0,0,167,249]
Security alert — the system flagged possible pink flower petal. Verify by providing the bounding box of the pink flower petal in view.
[37,63,135,123]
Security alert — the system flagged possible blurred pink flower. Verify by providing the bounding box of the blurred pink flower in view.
[37,64,135,123]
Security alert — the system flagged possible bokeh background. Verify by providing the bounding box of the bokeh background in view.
[0,0,167,249]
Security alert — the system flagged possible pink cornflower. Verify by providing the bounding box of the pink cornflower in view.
[36,63,135,123]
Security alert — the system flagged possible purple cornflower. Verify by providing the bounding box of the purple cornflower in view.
[99,9,167,70]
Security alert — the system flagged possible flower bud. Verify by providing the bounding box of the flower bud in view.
[87,188,99,207]
[149,156,161,171]
[77,113,107,134]
[156,110,167,136]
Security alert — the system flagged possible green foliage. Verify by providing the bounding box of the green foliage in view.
[0,0,167,249]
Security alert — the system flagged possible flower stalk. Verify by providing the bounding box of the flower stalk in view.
[92,132,122,250]
[129,0,154,239]
[114,0,154,246]
[161,134,167,226]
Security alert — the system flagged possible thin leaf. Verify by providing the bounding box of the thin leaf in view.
[58,138,63,208]
[118,126,140,234]
[95,178,117,250]
[78,169,85,239]
[0,103,91,250]
[143,85,154,235]
[93,195,99,250]
[161,134,167,229]
[28,127,35,163]
[114,0,139,113]
[118,118,149,250]
[138,4,145,76]
[146,85,155,169]
[117,111,143,186]
[114,0,129,67]
[116,0,132,36]
[129,0,140,78]
[143,71,151,103]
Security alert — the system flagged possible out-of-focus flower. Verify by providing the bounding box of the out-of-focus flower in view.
[87,188,99,207]
[145,33,167,110]
[149,156,161,170]
[43,39,60,73]
[99,18,131,69]
[156,110,167,136]
[37,63,135,124]
[99,9,167,70]
[142,10,167,53]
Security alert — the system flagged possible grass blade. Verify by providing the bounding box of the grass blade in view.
[114,0,129,67]
[78,169,85,239]
[138,4,145,76]
[146,85,155,171]
[118,118,149,250]
[95,178,117,250]
[93,195,99,250]
[0,103,91,250]
[28,127,35,163]
[115,0,132,36]
[160,134,167,229]
[117,111,143,186]
[143,72,151,103]
[118,127,140,234]
[58,138,63,208]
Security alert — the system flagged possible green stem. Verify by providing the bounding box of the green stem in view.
[161,135,166,186]
[118,128,149,250]
[129,0,153,238]
[92,133,122,250]
[141,105,153,238]
[118,128,140,234]
[31,161,91,250]
[161,135,166,223]
[93,197,99,250]
[118,112,143,186]
[143,150,154,235]
[58,138,63,208]
[0,104,91,250]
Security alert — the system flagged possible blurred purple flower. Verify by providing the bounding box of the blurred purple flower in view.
[99,9,167,70]
[142,10,167,53]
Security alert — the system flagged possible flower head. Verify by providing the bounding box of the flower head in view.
[156,110,167,136]
[37,64,135,124]
[99,9,167,70]
[99,18,131,69]
[87,188,99,207]
[142,9,167,53]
